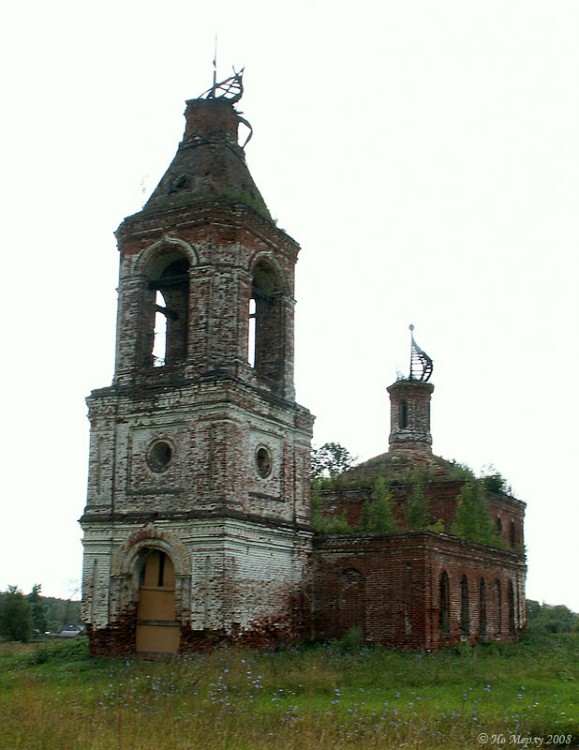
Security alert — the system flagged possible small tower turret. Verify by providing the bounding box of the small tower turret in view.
[387,326,434,452]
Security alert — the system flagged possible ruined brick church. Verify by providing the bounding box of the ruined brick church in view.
[80,75,526,655]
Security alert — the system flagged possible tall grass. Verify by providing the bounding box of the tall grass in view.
[0,634,577,749]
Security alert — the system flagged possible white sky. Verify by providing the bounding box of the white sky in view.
[1,1,578,611]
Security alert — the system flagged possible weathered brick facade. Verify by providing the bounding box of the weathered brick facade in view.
[313,532,525,648]
[80,81,526,655]
[80,87,314,655]
[311,380,526,646]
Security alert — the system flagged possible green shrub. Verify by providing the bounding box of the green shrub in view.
[405,471,431,528]
[0,586,33,643]
[359,477,398,532]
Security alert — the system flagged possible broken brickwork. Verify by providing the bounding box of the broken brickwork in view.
[313,531,526,647]
[81,90,313,655]
[80,82,526,655]
[316,477,525,550]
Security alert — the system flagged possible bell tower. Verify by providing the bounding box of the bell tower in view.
[80,74,314,655]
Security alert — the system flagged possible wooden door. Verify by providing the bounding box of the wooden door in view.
[135,551,180,654]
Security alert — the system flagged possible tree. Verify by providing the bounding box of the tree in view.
[310,480,352,534]
[481,465,513,495]
[451,480,500,546]
[360,477,398,532]
[405,472,431,529]
[43,596,82,632]
[28,584,48,634]
[311,442,355,479]
[526,600,579,633]
[0,586,33,642]
[451,481,480,540]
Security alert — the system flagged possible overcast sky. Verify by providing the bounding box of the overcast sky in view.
[1,0,578,611]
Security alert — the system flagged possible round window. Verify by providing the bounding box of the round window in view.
[148,440,173,472]
[255,446,272,478]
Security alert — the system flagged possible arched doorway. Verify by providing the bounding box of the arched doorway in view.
[135,549,180,654]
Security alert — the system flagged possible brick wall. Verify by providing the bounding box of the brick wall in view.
[317,479,525,550]
[387,380,434,451]
[81,91,527,655]
[312,531,526,648]
[81,94,314,655]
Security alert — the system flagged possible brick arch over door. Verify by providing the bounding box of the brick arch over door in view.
[112,531,191,655]
[112,528,190,580]
[111,528,191,624]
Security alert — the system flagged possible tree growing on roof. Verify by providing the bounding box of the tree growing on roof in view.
[451,479,501,546]
[360,476,398,532]
[405,471,432,529]
[311,442,355,479]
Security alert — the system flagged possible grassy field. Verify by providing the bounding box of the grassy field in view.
[0,633,577,750]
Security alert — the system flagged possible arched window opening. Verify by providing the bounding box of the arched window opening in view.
[479,578,487,637]
[494,579,502,636]
[509,521,516,547]
[440,571,450,635]
[250,260,284,387]
[399,400,408,429]
[146,256,189,367]
[153,290,168,366]
[495,516,503,536]
[508,580,516,636]
[460,575,470,636]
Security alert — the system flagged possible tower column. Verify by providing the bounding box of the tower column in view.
[81,72,314,655]
[387,379,434,452]
[386,326,434,453]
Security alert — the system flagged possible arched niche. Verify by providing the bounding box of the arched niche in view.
[439,570,450,635]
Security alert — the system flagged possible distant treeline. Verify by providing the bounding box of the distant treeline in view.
[0,584,577,643]
[526,599,579,634]
[0,585,82,642]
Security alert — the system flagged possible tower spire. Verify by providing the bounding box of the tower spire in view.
[212,34,218,95]
[408,324,433,382]
[137,66,264,218]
